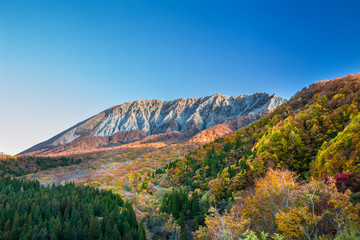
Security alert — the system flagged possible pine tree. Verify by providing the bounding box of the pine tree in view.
[138,222,146,240]
[89,216,100,240]
[190,192,200,219]
[178,210,188,240]
[63,222,72,240]
[112,224,120,240]
[50,217,62,240]
[104,220,112,239]
[3,219,11,235]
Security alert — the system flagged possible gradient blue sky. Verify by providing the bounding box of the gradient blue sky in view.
[1,0,360,155]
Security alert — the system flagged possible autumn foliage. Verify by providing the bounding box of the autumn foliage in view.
[164,75,360,203]
[195,169,360,239]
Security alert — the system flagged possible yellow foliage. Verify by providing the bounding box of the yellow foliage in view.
[199,169,360,239]
[276,206,322,239]
[195,206,248,240]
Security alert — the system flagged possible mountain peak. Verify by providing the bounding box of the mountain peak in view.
[211,93,224,97]
[20,93,286,156]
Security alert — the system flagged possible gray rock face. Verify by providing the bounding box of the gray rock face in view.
[20,93,286,155]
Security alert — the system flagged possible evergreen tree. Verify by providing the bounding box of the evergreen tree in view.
[138,222,146,240]
[111,224,120,239]
[63,222,72,240]
[178,211,188,240]
[89,216,100,240]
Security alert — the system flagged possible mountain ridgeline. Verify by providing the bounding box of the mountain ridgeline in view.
[20,93,285,156]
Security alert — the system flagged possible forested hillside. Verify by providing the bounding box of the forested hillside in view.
[0,155,82,177]
[154,74,360,239]
[167,74,360,193]
[0,177,146,240]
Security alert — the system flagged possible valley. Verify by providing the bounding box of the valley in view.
[2,74,360,239]
[10,93,286,239]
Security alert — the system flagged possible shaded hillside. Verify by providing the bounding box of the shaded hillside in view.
[0,154,82,177]
[166,74,360,196]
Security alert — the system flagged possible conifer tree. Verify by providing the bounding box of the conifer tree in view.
[89,216,100,240]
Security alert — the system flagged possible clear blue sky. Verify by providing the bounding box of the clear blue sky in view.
[1,0,360,155]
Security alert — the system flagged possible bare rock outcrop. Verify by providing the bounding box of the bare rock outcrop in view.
[20,93,286,156]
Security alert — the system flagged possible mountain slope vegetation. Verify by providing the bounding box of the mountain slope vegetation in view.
[0,155,82,177]
[167,74,360,192]
[312,111,360,177]
[153,74,360,239]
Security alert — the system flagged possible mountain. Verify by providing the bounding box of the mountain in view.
[20,93,286,156]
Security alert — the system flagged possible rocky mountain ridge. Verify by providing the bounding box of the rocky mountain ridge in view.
[21,93,286,156]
